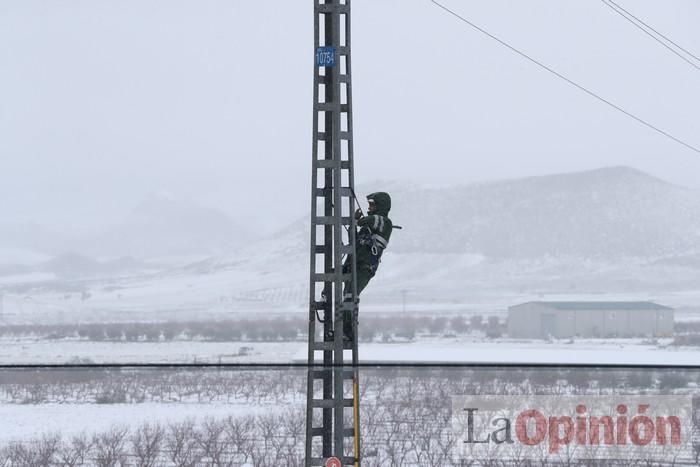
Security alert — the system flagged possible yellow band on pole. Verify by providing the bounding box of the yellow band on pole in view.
[353,376,360,467]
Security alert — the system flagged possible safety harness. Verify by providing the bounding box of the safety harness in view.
[358,220,390,274]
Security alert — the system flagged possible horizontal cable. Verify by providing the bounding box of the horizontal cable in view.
[0,362,699,369]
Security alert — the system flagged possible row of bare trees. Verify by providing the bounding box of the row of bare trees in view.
[0,370,306,405]
[1,367,697,406]
[3,395,698,466]
[1,368,700,466]
[0,314,505,343]
[0,410,305,467]
[0,319,304,343]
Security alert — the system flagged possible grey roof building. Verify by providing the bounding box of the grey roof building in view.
[508,301,673,339]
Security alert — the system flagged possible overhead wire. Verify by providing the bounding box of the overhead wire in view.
[428,0,700,155]
[602,0,700,71]
[604,0,700,64]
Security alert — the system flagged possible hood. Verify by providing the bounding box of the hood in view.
[368,192,391,216]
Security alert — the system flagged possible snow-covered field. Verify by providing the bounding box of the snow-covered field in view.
[0,402,279,444]
[2,365,699,465]
[3,336,700,365]
[345,340,700,366]
[0,339,301,364]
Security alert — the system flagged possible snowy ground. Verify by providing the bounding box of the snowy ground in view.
[0,401,286,444]
[3,336,700,365]
[0,339,301,364]
[4,247,700,325]
[342,340,700,366]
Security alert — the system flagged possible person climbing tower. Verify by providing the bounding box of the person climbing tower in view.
[341,191,393,340]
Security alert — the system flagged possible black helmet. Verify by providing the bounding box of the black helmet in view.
[367,192,391,215]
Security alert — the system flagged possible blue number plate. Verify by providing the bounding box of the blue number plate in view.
[316,47,336,67]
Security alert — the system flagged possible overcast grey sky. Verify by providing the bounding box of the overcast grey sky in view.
[1,0,698,234]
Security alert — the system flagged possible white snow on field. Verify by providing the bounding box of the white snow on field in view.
[0,402,289,444]
[357,343,700,366]
[296,339,700,366]
[0,340,301,364]
[3,336,700,365]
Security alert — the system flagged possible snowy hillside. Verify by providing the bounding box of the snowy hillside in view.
[183,167,700,307]
[0,223,68,257]
[81,193,253,258]
[235,166,700,261]
[4,167,700,320]
[0,195,253,267]
[389,166,700,258]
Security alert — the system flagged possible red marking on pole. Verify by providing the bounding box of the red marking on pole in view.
[325,457,342,467]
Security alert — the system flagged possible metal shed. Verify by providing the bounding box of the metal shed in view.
[507,301,674,339]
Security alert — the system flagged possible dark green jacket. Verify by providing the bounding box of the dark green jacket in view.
[356,192,392,266]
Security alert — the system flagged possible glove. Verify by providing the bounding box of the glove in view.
[354,209,364,220]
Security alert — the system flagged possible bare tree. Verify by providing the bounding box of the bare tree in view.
[35,433,61,467]
[5,435,59,466]
[224,415,255,464]
[166,419,203,467]
[93,426,129,467]
[7,442,36,466]
[410,405,445,467]
[58,433,94,467]
[0,448,9,467]
[283,410,306,466]
[130,423,164,467]
[257,413,286,463]
[198,417,231,466]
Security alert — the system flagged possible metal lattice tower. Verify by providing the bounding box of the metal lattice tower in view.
[305,1,360,466]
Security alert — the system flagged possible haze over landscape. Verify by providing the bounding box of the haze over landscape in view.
[2,166,700,325]
[1,0,699,236]
[2,0,700,365]
[3,2,700,463]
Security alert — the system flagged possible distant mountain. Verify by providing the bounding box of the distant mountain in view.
[0,252,147,282]
[0,222,68,258]
[9,167,700,313]
[176,167,700,295]
[213,166,700,264]
[85,194,253,259]
[0,195,254,276]
[257,166,700,260]
[173,166,700,304]
[388,166,700,258]
[39,253,146,279]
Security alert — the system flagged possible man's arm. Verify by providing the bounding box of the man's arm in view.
[357,214,386,233]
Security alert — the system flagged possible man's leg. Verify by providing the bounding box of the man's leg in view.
[355,266,373,296]
[341,259,373,298]
[343,264,374,340]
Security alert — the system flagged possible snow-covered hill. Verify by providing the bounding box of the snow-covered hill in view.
[5,166,700,321]
[83,193,253,258]
[225,166,700,261]
[146,166,700,310]
[0,194,254,266]
[389,166,700,258]
[0,223,68,257]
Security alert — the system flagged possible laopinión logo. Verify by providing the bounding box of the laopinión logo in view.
[452,396,697,462]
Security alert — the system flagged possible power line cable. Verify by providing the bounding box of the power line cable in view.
[429,0,700,155]
[602,0,700,71]
[605,0,700,63]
